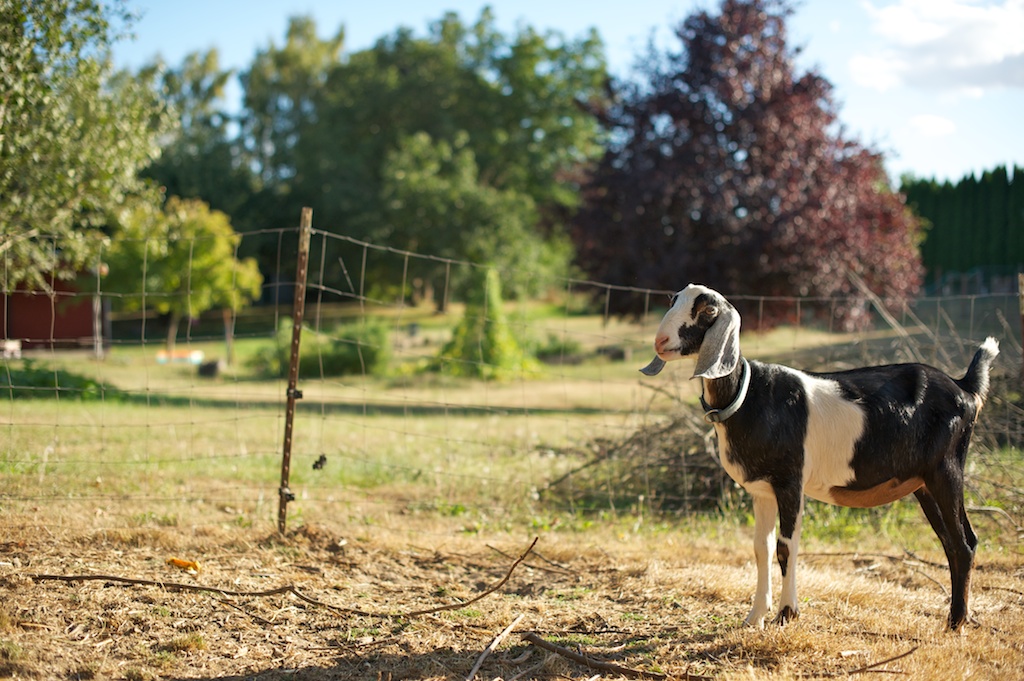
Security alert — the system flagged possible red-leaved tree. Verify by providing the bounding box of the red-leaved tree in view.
[571,0,922,328]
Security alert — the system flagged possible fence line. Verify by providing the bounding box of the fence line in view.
[1,224,1022,541]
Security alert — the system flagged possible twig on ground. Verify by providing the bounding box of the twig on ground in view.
[465,613,525,681]
[898,548,947,570]
[400,537,538,618]
[28,536,540,621]
[802,645,920,678]
[213,596,274,627]
[846,646,920,676]
[486,543,572,576]
[981,585,1024,597]
[521,631,709,681]
[530,549,574,574]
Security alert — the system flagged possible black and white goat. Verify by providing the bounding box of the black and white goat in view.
[640,284,999,631]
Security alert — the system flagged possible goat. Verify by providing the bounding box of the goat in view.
[640,284,999,631]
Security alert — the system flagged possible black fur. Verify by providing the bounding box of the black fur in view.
[708,346,994,631]
[651,285,997,630]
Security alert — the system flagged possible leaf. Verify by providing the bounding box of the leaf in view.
[165,558,201,575]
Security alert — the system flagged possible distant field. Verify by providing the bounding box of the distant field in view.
[2,309,1022,679]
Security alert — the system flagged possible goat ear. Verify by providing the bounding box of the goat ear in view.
[692,306,741,379]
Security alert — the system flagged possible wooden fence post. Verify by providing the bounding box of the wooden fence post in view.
[278,207,313,534]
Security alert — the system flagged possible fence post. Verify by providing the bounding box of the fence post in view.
[278,207,313,534]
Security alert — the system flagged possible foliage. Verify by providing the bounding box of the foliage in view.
[139,50,257,221]
[103,197,263,350]
[247,317,392,378]
[433,269,538,379]
[903,165,1024,287]
[380,132,573,305]
[529,332,584,362]
[0,360,120,401]
[570,0,922,329]
[149,10,606,301]
[0,0,169,289]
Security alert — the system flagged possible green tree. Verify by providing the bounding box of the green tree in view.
[0,0,168,288]
[140,50,257,221]
[904,165,1024,286]
[380,132,572,306]
[104,196,263,353]
[234,10,606,298]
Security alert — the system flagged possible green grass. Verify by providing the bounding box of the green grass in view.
[2,305,1020,553]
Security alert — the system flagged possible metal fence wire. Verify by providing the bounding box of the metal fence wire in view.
[2,220,1022,540]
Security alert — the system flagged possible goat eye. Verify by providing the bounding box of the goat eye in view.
[702,305,718,317]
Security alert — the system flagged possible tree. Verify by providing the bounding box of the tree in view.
[571,0,922,328]
[0,0,168,288]
[379,132,572,307]
[104,197,263,354]
[140,50,257,221]
[903,165,1024,289]
[233,10,606,299]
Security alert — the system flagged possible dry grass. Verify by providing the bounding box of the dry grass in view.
[2,308,1023,680]
[2,502,1023,680]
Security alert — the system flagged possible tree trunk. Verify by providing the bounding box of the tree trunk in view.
[222,307,235,366]
[166,311,181,354]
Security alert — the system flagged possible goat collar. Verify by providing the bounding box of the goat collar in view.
[699,358,750,424]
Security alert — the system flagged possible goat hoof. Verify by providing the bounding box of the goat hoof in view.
[948,614,969,633]
[773,606,799,625]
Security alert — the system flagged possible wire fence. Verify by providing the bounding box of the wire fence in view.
[2,219,1022,542]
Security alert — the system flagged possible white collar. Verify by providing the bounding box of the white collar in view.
[700,358,750,424]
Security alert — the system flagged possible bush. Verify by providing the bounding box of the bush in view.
[530,332,584,362]
[0,360,120,401]
[432,269,538,380]
[248,318,391,378]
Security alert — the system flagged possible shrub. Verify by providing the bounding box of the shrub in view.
[0,360,119,401]
[530,332,584,362]
[432,268,538,380]
[248,318,391,378]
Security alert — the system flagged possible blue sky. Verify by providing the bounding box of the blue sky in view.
[113,0,1024,184]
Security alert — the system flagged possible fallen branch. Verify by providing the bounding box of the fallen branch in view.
[847,645,919,676]
[803,645,920,678]
[486,544,572,576]
[28,536,539,621]
[521,632,710,681]
[465,613,525,681]
[401,537,538,618]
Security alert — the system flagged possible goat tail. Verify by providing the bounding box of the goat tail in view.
[956,336,999,402]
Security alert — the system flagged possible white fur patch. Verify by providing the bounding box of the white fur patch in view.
[781,368,866,503]
[654,284,719,359]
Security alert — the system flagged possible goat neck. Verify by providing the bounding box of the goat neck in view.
[699,356,750,424]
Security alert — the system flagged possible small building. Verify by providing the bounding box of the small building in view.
[1,275,109,354]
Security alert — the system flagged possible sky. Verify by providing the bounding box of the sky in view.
[112,0,1024,184]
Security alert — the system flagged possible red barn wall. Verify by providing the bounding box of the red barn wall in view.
[2,278,99,350]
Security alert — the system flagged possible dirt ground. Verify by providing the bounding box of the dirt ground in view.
[2,511,1023,681]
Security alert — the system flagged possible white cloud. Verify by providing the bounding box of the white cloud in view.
[909,114,957,136]
[851,0,1024,93]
